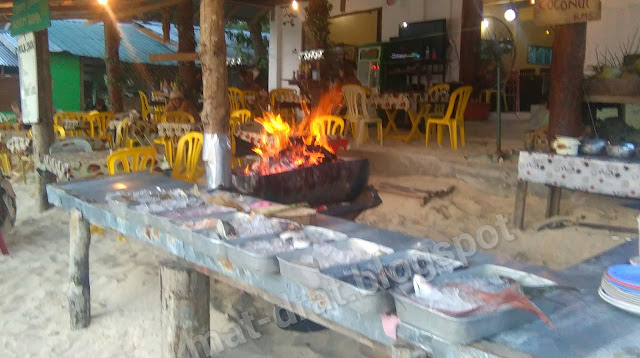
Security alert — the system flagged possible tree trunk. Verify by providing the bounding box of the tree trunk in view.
[177,0,198,100]
[247,20,267,65]
[459,0,483,85]
[548,23,587,139]
[200,0,228,134]
[160,260,210,358]
[32,30,55,212]
[104,16,123,113]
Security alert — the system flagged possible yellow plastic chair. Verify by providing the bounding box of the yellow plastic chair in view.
[269,88,297,124]
[139,91,153,120]
[341,84,383,146]
[311,115,345,136]
[107,147,157,175]
[87,112,114,148]
[228,87,246,113]
[171,132,204,183]
[153,137,174,168]
[425,85,473,149]
[54,112,84,136]
[160,111,195,124]
[230,109,252,167]
[0,122,18,131]
[114,118,138,148]
[0,150,10,176]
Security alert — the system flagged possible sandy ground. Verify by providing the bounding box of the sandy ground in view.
[0,175,373,358]
[359,175,638,270]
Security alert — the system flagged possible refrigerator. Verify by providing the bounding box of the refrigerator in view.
[357,44,383,93]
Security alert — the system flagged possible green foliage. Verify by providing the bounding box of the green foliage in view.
[304,0,332,49]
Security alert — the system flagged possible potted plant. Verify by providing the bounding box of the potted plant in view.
[585,31,640,97]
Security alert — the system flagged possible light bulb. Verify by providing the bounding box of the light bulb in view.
[401,21,408,28]
[97,0,107,5]
[545,29,550,35]
[291,0,299,11]
[504,8,516,22]
[481,19,489,30]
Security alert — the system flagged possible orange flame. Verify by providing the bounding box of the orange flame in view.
[244,88,344,176]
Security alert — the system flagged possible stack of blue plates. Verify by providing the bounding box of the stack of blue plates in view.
[599,264,640,315]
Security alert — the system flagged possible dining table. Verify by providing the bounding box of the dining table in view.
[156,122,202,139]
[38,150,113,182]
[369,90,449,143]
[108,118,159,146]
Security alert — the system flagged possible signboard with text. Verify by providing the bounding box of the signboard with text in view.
[11,0,50,36]
[534,0,601,26]
[17,33,39,124]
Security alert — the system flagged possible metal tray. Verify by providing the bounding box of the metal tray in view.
[226,226,349,275]
[214,214,301,241]
[392,264,558,344]
[277,238,394,289]
[319,250,467,314]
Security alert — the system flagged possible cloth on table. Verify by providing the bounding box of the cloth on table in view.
[157,122,201,138]
[38,150,112,182]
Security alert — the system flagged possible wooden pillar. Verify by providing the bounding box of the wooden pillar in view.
[160,260,210,358]
[104,16,123,113]
[69,210,91,329]
[200,0,229,134]
[32,30,55,212]
[178,0,198,99]
[248,20,267,66]
[459,0,483,85]
[513,180,528,230]
[548,23,587,139]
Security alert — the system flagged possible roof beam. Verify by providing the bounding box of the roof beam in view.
[84,0,182,25]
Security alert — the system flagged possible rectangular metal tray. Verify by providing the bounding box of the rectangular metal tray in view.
[319,250,467,314]
[277,238,394,289]
[392,264,558,344]
[226,226,349,275]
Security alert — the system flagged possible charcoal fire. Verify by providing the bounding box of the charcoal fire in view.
[241,89,343,176]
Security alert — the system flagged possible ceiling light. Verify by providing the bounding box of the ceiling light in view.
[481,19,489,30]
[504,8,516,22]
[291,0,299,11]
[530,0,535,4]
[97,0,108,4]
[401,21,408,28]
[545,29,550,35]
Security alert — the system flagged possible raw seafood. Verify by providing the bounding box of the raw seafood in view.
[412,275,555,329]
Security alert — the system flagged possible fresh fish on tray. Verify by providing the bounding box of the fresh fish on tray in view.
[240,228,345,255]
[411,274,555,329]
[217,214,300,240]
[156,204,235,219]
[297,243,389,269]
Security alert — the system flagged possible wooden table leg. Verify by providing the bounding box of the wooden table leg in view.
[545,186,562,218]
[513,180,528,230]
[69,210,91,329]
[160,260,210,358]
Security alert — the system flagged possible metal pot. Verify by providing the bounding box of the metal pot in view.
[580,138,606,155]
[606,141,636,159]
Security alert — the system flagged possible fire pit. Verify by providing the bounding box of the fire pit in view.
[232,157,369,206]
[231,93,375,210]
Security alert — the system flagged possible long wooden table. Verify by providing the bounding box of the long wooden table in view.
[48,173,640,357]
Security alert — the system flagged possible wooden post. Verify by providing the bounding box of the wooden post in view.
[200,0,229,134]
[459,0,482,85]
[513,180,528,230]
[548,23,587,139]
[178,0,198,99]
[545,186,562,218]
[160,260,210,358]
[104,15,123,113]
[248,20,268,68]
[32,30,55,212]
[69,210,91,329]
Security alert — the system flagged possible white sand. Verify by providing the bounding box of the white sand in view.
[359,175,638,269]
[0,176,372,358]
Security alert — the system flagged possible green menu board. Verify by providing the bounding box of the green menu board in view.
[11,0,50,36]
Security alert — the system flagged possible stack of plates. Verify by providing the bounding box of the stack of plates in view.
[598,264,640,316]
